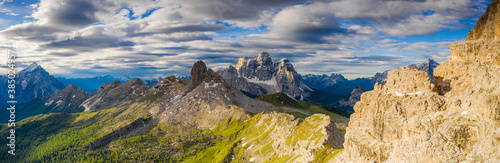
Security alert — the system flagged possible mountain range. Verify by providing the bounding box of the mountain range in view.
[219,52,313,100]
[0,1,498,162]
[0,62,65,111]
[0,59,348,162]
[57,75,163,93]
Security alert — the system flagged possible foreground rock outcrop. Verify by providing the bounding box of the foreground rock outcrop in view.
[186,112,345,162]
[233,113,344,162]
[342,1,500,162]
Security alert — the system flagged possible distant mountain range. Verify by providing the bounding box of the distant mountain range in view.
[302,59,440,111]
[0,52,442,162]
[0,57,439,120]
[57,75,164,93]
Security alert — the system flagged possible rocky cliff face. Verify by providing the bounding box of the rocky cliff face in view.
[342,1,500,162]
[187,60,227,92]
[466,0,500,42]
[45,84,93,112]
[219,52,312,100]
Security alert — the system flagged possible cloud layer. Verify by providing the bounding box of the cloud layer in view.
[0,0,490,79]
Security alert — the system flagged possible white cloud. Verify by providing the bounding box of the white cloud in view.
[249,2,347,43]
[0,0,489,78]
[328,0,487,36]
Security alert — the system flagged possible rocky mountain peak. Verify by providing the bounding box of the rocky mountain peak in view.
[124,78,143,86]
[45,84,91,111]
[256,52,272,65]
[274,58,295,72]
[67,84,77,90]
[0,62,64,109]
[19,62,49,76]
[219,52,312,100]
[187,60,227,92]
[408,58,440,83]
[466,0,500,41]
[81,78,151,111]
[22,62,41,72]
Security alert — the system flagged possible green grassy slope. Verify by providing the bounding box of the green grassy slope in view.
[0,100,219,162]
[183,113,344,163]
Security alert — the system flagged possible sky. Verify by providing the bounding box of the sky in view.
[0,0,492,79]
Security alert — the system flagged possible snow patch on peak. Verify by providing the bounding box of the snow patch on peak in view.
[278,58,289,63]
[45,100,54,106]
[242,76,277,87]
[24,62,40,72]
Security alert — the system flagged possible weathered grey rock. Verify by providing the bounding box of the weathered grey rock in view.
[218,65,268,95]
[80,79,150,111]
[45,84,92,112]
[219,52,313,100]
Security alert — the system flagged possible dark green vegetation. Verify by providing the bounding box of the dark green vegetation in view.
[308,89,346,108]
[0,101,221,162]
[0,98,83,123]
[256,92,352,119]
[0,93,348,162]
[319,82,360,96]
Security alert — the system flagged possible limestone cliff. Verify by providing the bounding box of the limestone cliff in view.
[466,0,500,42]
[341,1,500,162]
